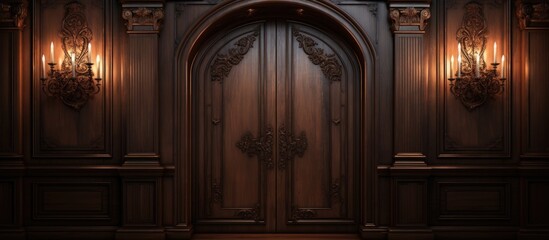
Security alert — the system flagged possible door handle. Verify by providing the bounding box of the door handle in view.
[278,125,307,170]
[236,126,274,168]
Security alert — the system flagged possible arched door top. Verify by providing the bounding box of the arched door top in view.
[176,0,377,67]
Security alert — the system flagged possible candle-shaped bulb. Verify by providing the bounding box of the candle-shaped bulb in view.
[96,54,101,79]
[457,54,462,78]
[493,41,497,64]
[71,52,76,77]
[501,55,505,78]
[88,43,92,63]
[50,42,54,63]
[450,55,454,78]
[41,54,46,79]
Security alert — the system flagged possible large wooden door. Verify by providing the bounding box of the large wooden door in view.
[193,20,359,233]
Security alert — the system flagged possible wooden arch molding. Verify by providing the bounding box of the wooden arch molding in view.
[174,0,378,237]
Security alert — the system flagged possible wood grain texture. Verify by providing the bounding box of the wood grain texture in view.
[440,0,510,158]
[32,0,111,158]
[522,31,549,157]
[434,180,513,225]
[0,180,15,226]
[525,180,549,226]
[29,178,117,225]
[124,34,159,159]
[393,179,427,227]
[0,31,18,157]
[123,179,158,226]
[394,34,426,159]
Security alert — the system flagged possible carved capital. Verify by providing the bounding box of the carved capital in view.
[122,4,164,33]
[0,0,28,29]
[516,0,549,30]
[389,3,431,33]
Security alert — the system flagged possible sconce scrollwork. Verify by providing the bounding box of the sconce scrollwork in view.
[40,1,101,111]
[448,2,505,111]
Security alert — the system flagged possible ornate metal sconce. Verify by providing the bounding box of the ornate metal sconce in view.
[40,1,101,111]
[448,2,505,110]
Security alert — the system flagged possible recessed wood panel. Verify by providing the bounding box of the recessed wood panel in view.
[393,180,427,227]
[0,32,16,155]
[526,181,549,226]
[522,31,549,157]
[33,0,112,158]
[440,0,510,158]
[435,180,513,225]
[123,180,158,226]
[30,179,117,225]
[0,180,15,226]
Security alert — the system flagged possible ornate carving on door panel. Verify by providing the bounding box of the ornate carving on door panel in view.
[329,179,343,204]
[278,125,308,170]
[211,179,223,204]
[236,126,274,168]
[292,28,342,82]
[235,203,261,222]
[211,31,259,82]
[291,206,317,222]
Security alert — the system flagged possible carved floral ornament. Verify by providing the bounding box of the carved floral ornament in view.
[0,0,27,29]
[122,5,164,32]
[516,0,549,29]
[389,4,431,33]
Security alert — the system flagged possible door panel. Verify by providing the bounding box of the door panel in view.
[195,22,274,231]
[276,22,357,232]
[193,20,358,233]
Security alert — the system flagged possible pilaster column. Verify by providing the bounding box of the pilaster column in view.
[389,1,431,167]
[120,1,164,165]
[0,1,27,238]
[118,1,165,239]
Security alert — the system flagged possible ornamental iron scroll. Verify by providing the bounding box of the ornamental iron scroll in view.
[40,1,101,111]
[236,126,274,168]
[60,2,92,75]
[211,31,259,82]
[448,1,505,110]
[278,125,307,170]
[292,28,342,82]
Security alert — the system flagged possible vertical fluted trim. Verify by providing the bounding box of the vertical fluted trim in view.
[394,35,426,161]
[123,34,159,160]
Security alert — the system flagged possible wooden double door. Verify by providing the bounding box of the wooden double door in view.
[193,20,359,233]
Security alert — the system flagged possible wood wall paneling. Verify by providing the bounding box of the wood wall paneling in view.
[389,2,431,164]
[394,34,427,160]
[29,178,118,225]
[121,3,163,162]
[434,179,514,225]
[392,179,428,227]
[0,30,22,159]
[440,0,510,158]
[123,179,159,226]
[33,0,112,159]
[0,180,17,226]
[521,31,549,158]
[525,180,549,227]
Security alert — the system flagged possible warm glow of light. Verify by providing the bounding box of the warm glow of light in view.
[50,42,54,63]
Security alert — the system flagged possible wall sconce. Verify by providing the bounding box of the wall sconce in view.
[40,1,101,111]
[447,2,505,110]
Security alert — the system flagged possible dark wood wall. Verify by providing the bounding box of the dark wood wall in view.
[0,0,548,240]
